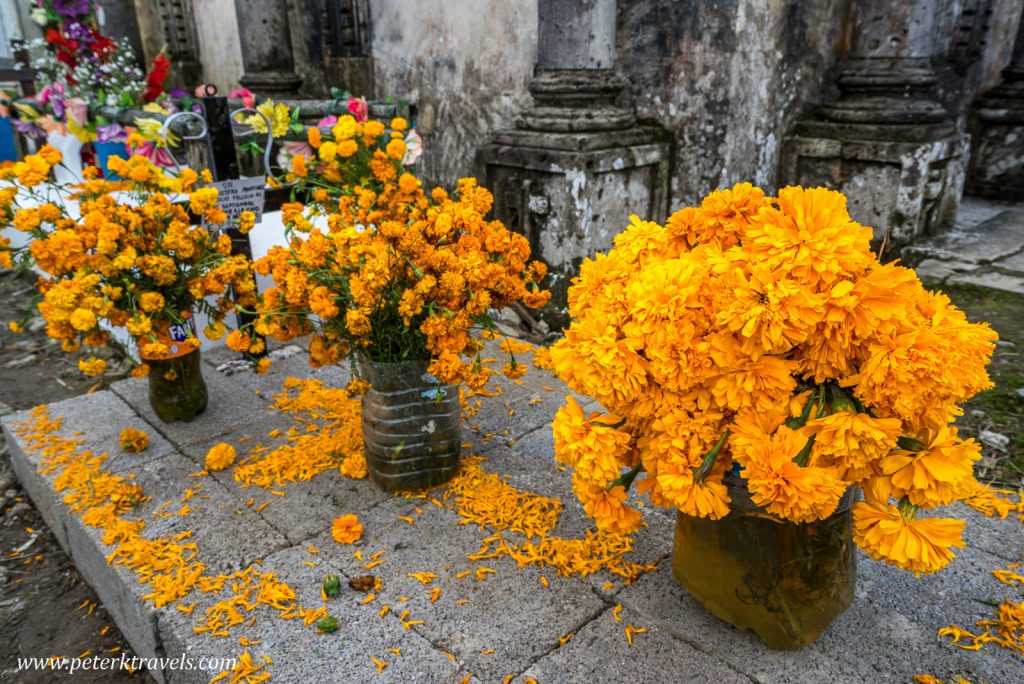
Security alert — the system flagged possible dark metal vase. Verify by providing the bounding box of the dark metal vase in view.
[672,472,857,649]
[358,359,461,492]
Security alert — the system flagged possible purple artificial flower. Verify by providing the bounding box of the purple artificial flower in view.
[52,0,92,18]
[12,118,46,141]
[169,87,189,99]
[96,122,126,143]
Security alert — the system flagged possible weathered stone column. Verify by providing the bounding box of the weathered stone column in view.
[234,0,302,96]
[780,0,967,246]
[481,0,669,328]
[966,13,1024,198]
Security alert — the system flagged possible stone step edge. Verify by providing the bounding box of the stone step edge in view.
[3,420,168,684]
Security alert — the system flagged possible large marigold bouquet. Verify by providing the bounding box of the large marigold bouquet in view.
[551,182,997,575]
[0,148,256,376]
[248,115,550,388]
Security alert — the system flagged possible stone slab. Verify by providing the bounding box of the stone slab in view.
[156,544,460,684]
[202,344,353,401]
[994,248,1024,275]
[308,493,609,682]
[947,269,1024,295]
[110,367,284,450]
[912,258,980,285]
[520,603,750,684]
[919,210,1024,265]
[0,391,178,551]
[617,546,1021,684]
[947,501,1024,563]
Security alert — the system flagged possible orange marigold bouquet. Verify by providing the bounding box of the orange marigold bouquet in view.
[0,147,256,376]
[551,182,997,575]
[249,115,550,387]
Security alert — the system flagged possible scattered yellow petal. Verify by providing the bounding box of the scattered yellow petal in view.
[408,571,438,585]
[559,631,573,646]
[379,604,390,617]
[539,576,549,588]
[371,655,388,675]
[360,593,376,605]
[612,604,623,623]
[397,515,415,524]
[624,624,647,646]
[429,588,442,603]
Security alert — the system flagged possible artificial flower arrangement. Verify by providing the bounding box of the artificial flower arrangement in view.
[243,114,549,386]
[231,92,422,183]
[551,182,996,576]
[0,147,256,383]
[12,1,175,166]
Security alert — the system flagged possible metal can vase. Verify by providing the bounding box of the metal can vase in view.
[358,359,461,492]
[672,471,857,649]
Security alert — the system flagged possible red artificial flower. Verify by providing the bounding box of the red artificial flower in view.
[143,54,171,103]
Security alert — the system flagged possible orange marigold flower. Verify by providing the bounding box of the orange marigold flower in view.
[205,443,237,472]
[119,428,149,453]
[332,514,363,544]
[853,501,965,575]
[78,357,107,377]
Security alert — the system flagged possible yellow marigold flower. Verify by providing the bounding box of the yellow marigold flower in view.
[880,426,980,508]
[119,428,149,453]
[13,154,52,188]
[307,126,322,148]
[142,342,170,359]
[225,329,252,352]
[8,321,24,333]
[254,358,271,375]
[337,139,358,158]
[852,501,964,575]
[807,410,902,483]
[188,187,219,215]
[385,138,406,161]
[126,314,152,337]
[573,480,642,534]
[131,364,150,379]
[291,154,308,178]
[332,514,363,544]
[238,211,256,235]
[78,357,107,377]
[204,321,228,341]
[69,308,97,332]
[742,426,847,523]
[139,292,165,313]
[205,443,237,472]
[390,117,408,132]
[37,145,62,166]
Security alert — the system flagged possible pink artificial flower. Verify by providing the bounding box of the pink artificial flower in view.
[316,115,338,128]
[346,96,368,123]
[229,88,256,109]
[402,129,423,166]
[129,140,175,168]
[276,140,313,172]
[65,96,89,126]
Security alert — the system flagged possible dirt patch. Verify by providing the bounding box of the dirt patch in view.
[0,270,142,683]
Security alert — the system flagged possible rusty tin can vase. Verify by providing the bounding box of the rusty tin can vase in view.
[358,359,461,492]
[672,471,857,649]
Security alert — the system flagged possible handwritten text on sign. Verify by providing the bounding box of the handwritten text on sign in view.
[211,176,266,224]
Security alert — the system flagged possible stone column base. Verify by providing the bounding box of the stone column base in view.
[966,98,1024,199]
[480,127,669,329]
[779,127,968,246]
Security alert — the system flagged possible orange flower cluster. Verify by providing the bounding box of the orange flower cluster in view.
[551,183,996,575]
[0,149,255,374]
[251,116,549,387]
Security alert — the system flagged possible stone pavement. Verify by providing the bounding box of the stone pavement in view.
[908,197,1024,293]
[2,340,1023,684]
